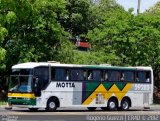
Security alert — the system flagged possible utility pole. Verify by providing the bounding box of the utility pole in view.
[137,0,141,14]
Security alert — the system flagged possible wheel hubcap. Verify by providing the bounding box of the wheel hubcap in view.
[109,101,116,109]
[49,102,55,109]
[123,101,128,109]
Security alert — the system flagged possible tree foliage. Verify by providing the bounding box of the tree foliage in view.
[88,3,160,67]
[146,1,160,14]
[0,0,74,70]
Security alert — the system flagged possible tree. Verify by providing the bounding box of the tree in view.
[0,27,7,68]
[0,0,76,87]
[88,6,160,67]
[58,0,91,36]
[88,8,132,65]
[146,1,160,14]
[88,0,124,29]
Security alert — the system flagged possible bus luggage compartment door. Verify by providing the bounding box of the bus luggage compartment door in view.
[143,93,149,108]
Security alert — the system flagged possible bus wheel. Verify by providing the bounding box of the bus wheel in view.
[121,99,130,111]
[46,98,57,112]
[28,108,38,112]
[87,107,96,111]
[101,107,108,111]
[107,98,118,111]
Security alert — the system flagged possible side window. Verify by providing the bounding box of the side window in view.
[92,70,101,81]
[101,70,108,81]
[87,70,93,80]
[51,67,55,80]
[70,69,84,81]
[34,67,49,89]
[108,70,121,81]
[104,71,109,81]
[55,68,68,81]
[83,70,88,80]
[121,71,134,82]
[136,71,150,83]
[34,67,49,78]
[101,70,105,81]
[87,70,101,81]
[136,71,144,82]
[146,71,151,83]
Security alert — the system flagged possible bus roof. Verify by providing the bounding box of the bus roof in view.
[12,62,152,71]
[12,62,82,69]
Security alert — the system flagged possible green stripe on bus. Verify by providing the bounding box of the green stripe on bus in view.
[114,83,127,91]
[8,98,36,105]
[84,82,100,101]
[102,82,113,91]
[84,66,136,70]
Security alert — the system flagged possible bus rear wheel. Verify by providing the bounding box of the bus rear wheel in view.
[46,98,58,112]
[107,98,118,111]
[87,107,96,111]
[120,99,130,111]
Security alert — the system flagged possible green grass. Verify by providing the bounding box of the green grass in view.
[0,101,7,105]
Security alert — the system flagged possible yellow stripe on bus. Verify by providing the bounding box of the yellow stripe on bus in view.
[83,84,106,105]
[8,93,35,98]
[82,83,133,105]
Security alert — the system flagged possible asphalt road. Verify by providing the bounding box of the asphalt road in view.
[0,106,160,121]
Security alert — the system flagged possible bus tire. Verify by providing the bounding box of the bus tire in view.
[46,98,58,112]
[87,107,96,111]
[28,108,38,112]
[107,98,118,111]
[120,98,130,111]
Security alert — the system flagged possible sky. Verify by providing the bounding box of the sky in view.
[117,0,160,14]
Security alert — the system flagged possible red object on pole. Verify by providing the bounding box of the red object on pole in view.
[76,41,91,48]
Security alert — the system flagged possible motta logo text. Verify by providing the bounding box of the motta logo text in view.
[56,82,75,88]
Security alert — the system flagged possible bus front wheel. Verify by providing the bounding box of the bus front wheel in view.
[46,98,58,112]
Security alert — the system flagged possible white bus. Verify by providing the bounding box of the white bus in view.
[8,62,153,111]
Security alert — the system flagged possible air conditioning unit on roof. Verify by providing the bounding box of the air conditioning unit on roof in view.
[48,61,60,64]
[99,64,111,66]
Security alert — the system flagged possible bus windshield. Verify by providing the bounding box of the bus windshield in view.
[9,76,33,92]
[9,69,33,93]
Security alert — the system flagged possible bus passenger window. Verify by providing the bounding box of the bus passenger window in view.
[34,67,49,89]
[87,70,101,81]
[136,72,139,82]
[66,69,69,80]
[104,71,108,81]
[51,68,55,81]
[92,70,101,81]
[137,71,146,83]
[70,69,83,81]
[146,71,151,83]
[83,70,87,80]
[100,70,105,81]
[87,70,93,80]
[123,71,134,82]
[108,71,121,81]
[55,69,66,81]
[121,72,124,81]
